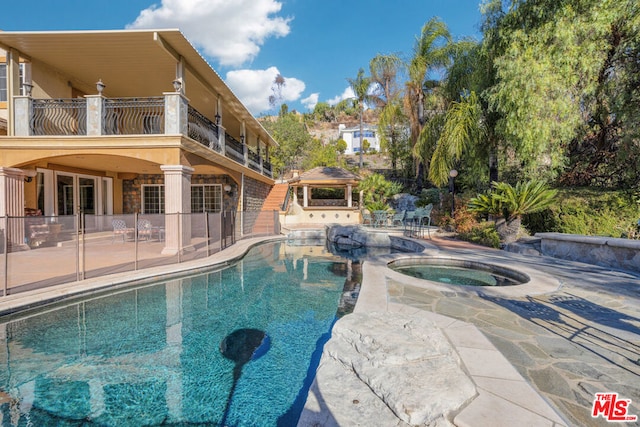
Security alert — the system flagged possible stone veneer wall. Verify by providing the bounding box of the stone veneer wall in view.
[122,174,238,214]
[243,176,271,211]
[536,232,640,273]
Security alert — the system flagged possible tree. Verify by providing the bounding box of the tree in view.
[357,173,403,212]
[403,18,452,187]
[347,68,374,168]
[484,0,640,188]
[370,54,407,173]
[260,113,311,177]
[336,139,348,154]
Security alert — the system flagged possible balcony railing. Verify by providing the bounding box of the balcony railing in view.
[187,106,221,152]
[225,133,245,163]
[104,97,165,135]
[15,95,274,179]
[31,98,87,136]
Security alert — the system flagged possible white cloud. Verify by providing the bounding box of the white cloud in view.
[327,87,355,106]
[225,67,305,114]
[128,0,291,67]
[301,93,319,111]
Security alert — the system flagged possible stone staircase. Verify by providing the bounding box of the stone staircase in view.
[261,183,290,212]
[246,183,290,235]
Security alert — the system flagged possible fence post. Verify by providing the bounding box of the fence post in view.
[134,212,139,271]
[220,211,224,252]
[3,215,8,296]
[75,212,81,282]
[205,212,210,257]
[80,210,86,281]
[178,213,182,263]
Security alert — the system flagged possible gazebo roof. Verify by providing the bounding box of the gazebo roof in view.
[290,167,361,186]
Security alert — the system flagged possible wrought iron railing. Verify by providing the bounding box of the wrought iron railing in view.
[225,133,245,163]
[247,148,261,172]
[21,96,274,180]
[103,97,165,135]
[31,99,87,135]
[187,106,221,152]
[263,160,273,178]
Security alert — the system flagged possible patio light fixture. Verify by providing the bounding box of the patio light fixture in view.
[215,112,221,125]
[22,83,33,97]
[224,184,233,195]
[449,169,458,217]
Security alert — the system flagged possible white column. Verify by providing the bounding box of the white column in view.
[303,185,309,208]
[0,168,28,251]
[161,165,194,255]
[347,184,353,208]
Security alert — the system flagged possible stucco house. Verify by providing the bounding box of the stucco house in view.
[0,29,278,254]
[337,124,380,155]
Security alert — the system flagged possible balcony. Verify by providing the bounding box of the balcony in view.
[14,94,273,179]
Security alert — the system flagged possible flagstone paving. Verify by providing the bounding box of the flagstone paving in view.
[387,237,640,427]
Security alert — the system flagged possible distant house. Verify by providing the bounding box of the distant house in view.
[338,124,380,155]
[0,29,278,253]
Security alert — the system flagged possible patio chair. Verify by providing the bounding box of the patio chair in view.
[391,210,406,227]
[112,219,134,243]
[361,210,373,226]
[137,219,153,241]
[373,210,389,228]
[414,204,433,238]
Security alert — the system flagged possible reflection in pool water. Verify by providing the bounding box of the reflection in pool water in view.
[0,240,396,426]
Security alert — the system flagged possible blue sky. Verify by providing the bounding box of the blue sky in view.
[1,0,483,115]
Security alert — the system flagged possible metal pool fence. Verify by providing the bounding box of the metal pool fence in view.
[0,210,280,296]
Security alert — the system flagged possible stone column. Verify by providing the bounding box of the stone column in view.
[85,94,105,135]
[161,165,194,255]
[347,184,353,208]
[0,167,29,251]
[164,92,189,136]
[13,96,32,136]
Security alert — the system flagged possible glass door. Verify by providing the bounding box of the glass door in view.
[56,173,99,215]
[56,174,75,216]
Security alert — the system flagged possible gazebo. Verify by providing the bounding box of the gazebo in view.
[284,167,362,225]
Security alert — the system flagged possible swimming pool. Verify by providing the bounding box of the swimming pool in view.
[0,240,378,426]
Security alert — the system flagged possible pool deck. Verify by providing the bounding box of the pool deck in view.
[0,230,639,426]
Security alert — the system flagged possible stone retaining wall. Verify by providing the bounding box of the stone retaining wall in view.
[535,232,640,273]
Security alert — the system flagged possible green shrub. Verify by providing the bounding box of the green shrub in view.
[417,188,442,207]
[522,188,640,237]
[458,222,501,248]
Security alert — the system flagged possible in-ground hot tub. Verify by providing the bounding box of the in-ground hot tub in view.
[388,257,530,287]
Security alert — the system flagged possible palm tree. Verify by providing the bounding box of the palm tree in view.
[403,18,452,187]
[370,54,406,173]
[347,68,373,168]
[413,39,502,189]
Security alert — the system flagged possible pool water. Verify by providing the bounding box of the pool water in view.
[393,264,523,286]
[0,241,372,426]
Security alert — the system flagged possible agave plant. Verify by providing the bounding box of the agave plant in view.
[468,180,557,243]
